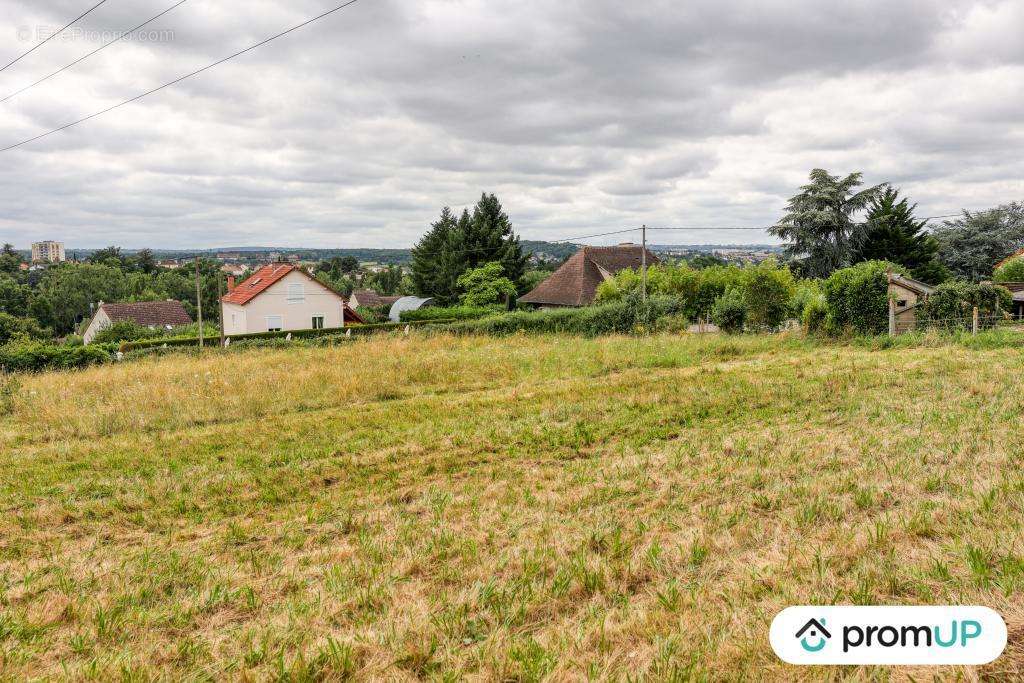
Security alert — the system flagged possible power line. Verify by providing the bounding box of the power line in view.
[1,0,110,74]
[1,0,190,104]
[0,0,362,153]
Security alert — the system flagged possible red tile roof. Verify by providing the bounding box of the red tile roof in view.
[222,263,299,305]
[99,300,192,327]
[518,244,660,307]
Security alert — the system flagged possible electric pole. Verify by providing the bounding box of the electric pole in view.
[218,274,225,348]
[195,257,204,348]
[641,224,648,302]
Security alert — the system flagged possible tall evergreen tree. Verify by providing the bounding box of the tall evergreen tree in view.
[769,169,884,278]
[463,193,528,284]
[853,188,949,283]
[411,195,528,304]
[411,207,458,301]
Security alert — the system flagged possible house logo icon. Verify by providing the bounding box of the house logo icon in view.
[795,618,831,653]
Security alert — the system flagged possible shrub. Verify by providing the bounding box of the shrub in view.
[789,279,823,320]
[919,281,1013,330]
[802,296,829,335]
[400,305,498,323]
[0,341,111,373]
[711,288,747,334]
[457,262,518,307]
[742,261,796,331]
[0,312,50,345]
[994,256,1024,283]
[90,320,165,345]
[821,261,902,335]
[447,297,683,337]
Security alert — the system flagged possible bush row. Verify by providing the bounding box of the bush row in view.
[118,319,459,352]
[399,305,499,323]
[444,296,684,337]
[0,342,111,373]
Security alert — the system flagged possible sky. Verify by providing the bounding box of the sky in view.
[0,0,1022,249]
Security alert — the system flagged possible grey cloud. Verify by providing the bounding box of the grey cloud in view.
[0,0,1022,248]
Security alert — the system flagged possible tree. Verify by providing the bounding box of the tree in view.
[769,169,885,278]
[932,203,1024,281]
[0,244,20,275]
[711,288,747,334]
[0,312,49,344]
[464,193,528,285]
[133,248,158,274]
[853,188,949,283]
[88,246,124,266]
[367,265,405,296]
[411,207,459,302]
[994,256,1024,283]
[412,196,527,305]
[0,275,31,316]
[821,260,903,335]
[29,264,127,334]
[457,261,517,307]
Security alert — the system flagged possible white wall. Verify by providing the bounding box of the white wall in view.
[221,271,346,335]
[82,309,112,345]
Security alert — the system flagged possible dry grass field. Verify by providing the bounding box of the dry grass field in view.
[2,331,1024,681]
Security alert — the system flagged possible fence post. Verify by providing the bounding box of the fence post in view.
[972,306,979,335]
[888,296,896,337]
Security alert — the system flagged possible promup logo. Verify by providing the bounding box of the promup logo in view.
[771,607,1006,665]
[795,618,831,653]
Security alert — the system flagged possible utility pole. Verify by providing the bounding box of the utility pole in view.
[195,257,204,349]
[641,224,648,302]
[218,275,225,348]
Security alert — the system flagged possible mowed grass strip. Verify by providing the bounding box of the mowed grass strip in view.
[1,332,1023,680]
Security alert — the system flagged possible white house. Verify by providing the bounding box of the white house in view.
[83,300,192,344]
[221,263,362,336]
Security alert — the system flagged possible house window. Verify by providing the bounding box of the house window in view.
[897,300,907,308]
[287,283,305,304]
[266,315,283,332]
[312,315,325,330]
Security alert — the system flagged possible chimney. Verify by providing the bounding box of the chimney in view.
[227,276,236,291]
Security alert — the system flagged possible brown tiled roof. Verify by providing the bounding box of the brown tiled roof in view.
[888,273,935,296]
[100,300,192,327]
[996,248,1024,271]
[351,290,402,309]
[518,244,660,307]
[222,263,297,305]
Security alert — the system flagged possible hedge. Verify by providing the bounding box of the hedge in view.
[399,305,499,323]
[0,342,112,373]
[443,296,684,337]
[118,319,459,352]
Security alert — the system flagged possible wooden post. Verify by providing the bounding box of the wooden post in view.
[888,296,896,337]
[972,306,979,335]
[641,224,648,303]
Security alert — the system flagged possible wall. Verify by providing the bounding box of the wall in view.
[222,271,346,335]
[82,309,112,345]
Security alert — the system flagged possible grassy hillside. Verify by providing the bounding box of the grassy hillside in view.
[2,333,1023,680]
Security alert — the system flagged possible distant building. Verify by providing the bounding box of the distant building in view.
[220,263,248,277]
[31,241,65,263]
[519,244,660,308]
[221,263,363,336]
[348,289,402,310]
[83,300,193,345]
[157,259,180,269]
[889,272,936,333]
